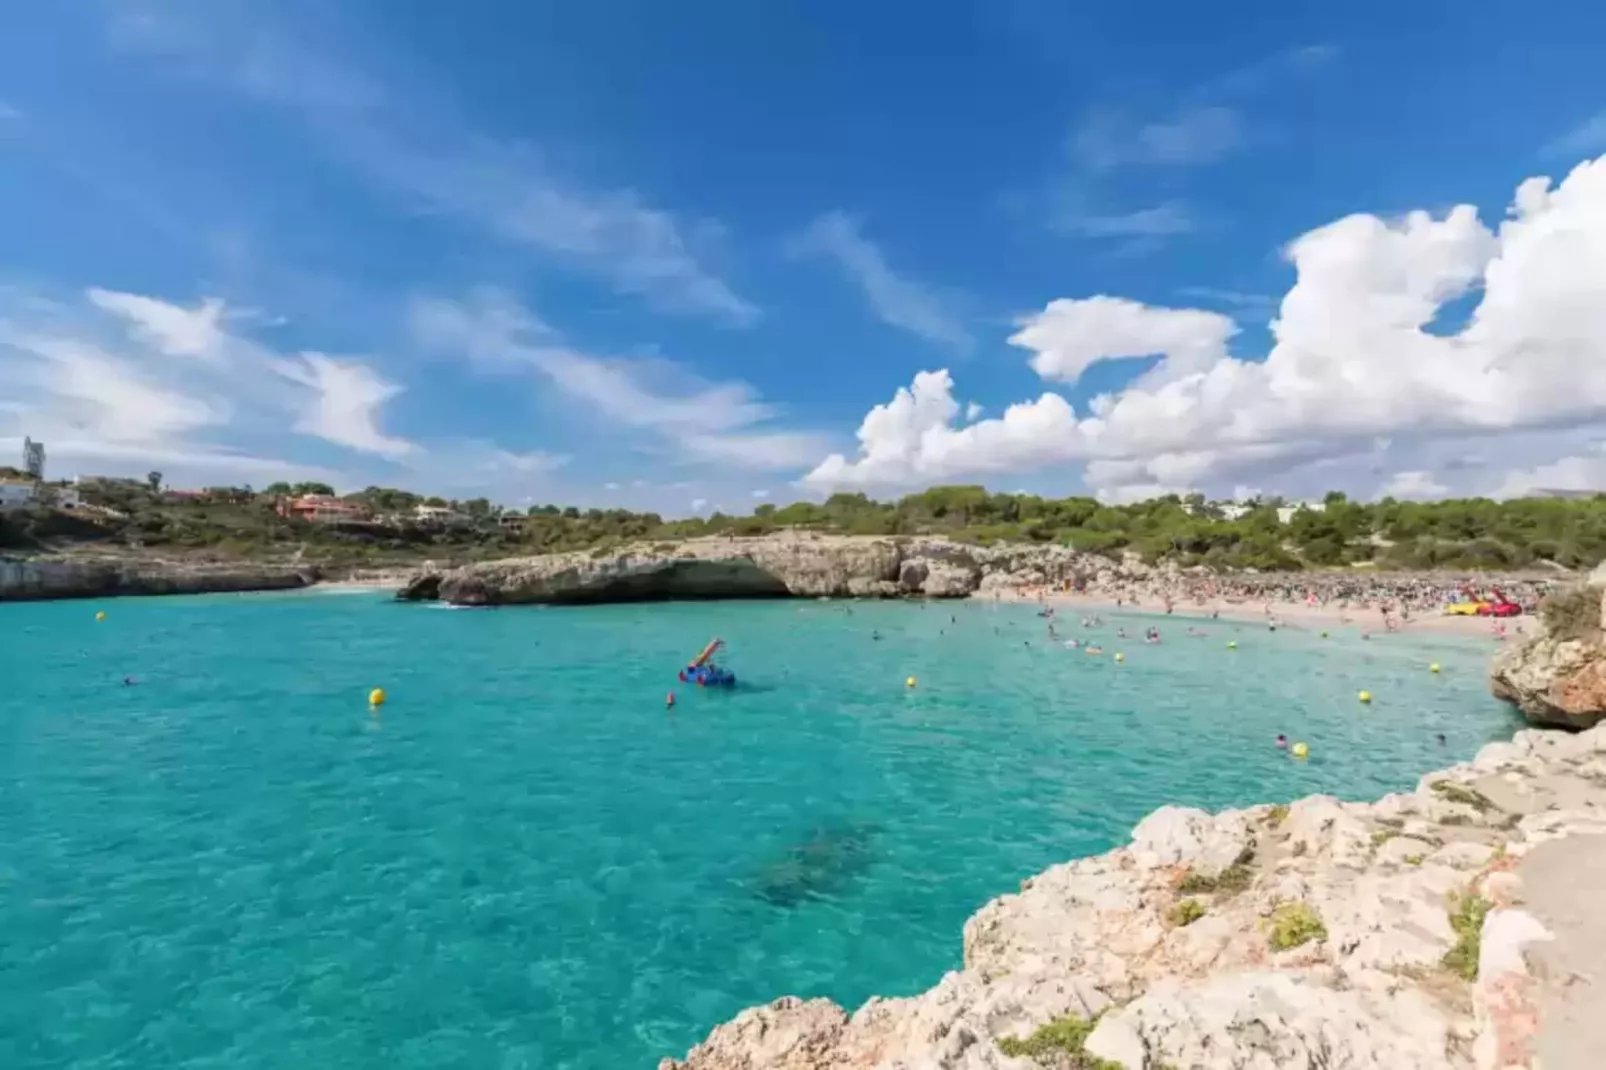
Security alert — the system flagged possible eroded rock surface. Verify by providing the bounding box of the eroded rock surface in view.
[1491,583,1606,729]
[661,724,1606,1070]
[0,556,317,601]
[416,535,1146,606]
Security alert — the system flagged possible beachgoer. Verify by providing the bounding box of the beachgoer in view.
[1276,734,1288,750]
[1436,733,1447,745]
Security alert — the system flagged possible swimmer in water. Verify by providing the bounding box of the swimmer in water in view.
[1275,734,1288,750]
[1436,733,1447,745]
[872,630,882,641]
[122,676,136,686]
[1117,627,1127,639]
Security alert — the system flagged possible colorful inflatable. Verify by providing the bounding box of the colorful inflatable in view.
[679,638,738,687]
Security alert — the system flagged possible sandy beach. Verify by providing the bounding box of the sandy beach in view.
[980,587,1534,642]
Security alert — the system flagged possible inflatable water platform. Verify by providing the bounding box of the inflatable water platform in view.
[679,637,737,687]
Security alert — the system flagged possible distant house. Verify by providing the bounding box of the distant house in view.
[413,503,462,525]
[277,494,371,524]
[0,480,37,511]
[497,513,527,531]
[1277,502,1326,525]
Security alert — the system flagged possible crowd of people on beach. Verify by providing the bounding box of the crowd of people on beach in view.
[1021,571,1555,616]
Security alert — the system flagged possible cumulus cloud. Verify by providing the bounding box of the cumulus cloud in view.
[1010,295,1237,387]
[1495,448,1606,498]
[1380,470,1449,500]
[792,212,973,352]
[805,156,1606,502]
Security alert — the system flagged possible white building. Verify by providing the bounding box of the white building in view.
[0,481,38,511]
[1277,502,1326,525]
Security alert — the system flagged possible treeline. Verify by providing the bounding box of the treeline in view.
[5,477,1605,572]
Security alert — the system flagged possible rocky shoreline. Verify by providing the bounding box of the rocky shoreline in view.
[661,724,1605,1070]
[0,555,319,601]
[654,574,1606,1069]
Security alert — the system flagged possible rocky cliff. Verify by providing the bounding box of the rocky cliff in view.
[661,726,1606,1070]
[1491,574,1606,730]
[0,556,319,601]
[398,535,1146,606]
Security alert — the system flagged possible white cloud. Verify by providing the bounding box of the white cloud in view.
[1010,295,1237,387]
[269,353,414,459]
[806,155,1606,501]
[1060,201,1196,238]
[690,497,708,512]
[1074,106,1244,171]
[751,488,769,498]
[1380,470,1449,500]
[792,212,972,352]
[0,286,434,488]
[87,289,228,361]
[604,481,620,490]
[1495,450,1606,498]
[965,402,983,421]
[1546,112,1606,159]
[411,291,830,470]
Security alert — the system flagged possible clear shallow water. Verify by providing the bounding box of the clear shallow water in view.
[1,592,1520,1069]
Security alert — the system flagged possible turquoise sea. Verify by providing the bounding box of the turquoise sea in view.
[2,591,1519,1069]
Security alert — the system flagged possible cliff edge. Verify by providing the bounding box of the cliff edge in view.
[401,535,1143,606]
[0,556,319,601]
[660,726,1606,1070]
[1491,570,1606,730]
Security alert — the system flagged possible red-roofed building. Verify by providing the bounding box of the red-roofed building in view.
[277,494,370,524]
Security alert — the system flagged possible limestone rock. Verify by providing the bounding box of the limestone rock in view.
[0,555,317,601]
[396,570,442,601]
[664,719,1606,1070]
[1086,973,1456,1070]
[1490,582,1606,729]
[656,997,848,1070]
[430,535,1119,606]
[1130,806,1253,877]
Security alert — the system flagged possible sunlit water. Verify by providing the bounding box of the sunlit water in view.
[1,591,1520,1068]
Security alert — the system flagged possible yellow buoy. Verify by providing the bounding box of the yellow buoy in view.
[1430,663,1441,674]
[95,611,106,622]
[1114,652,1125,663]
[1291,741,1310,759]
[1227,640,1238,650]
[905,676,917,689]
[369,688,387,707]
[1358,690,1372,704]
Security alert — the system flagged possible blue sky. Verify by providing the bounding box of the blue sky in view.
[5,1,1606,514]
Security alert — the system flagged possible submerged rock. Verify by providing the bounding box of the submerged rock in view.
[752,822,880,908]
[660,724,1606,1070]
